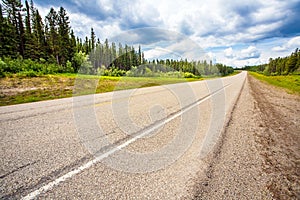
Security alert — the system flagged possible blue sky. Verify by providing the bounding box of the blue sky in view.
[32,0,300,67]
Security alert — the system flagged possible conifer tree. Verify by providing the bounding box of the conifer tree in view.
[57,7,70,66]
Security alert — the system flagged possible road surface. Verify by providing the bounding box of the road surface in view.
[1,72,246,199]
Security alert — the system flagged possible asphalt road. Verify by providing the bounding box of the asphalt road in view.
[0,71,246,199]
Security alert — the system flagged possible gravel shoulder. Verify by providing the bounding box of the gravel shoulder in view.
[192,73,300,199]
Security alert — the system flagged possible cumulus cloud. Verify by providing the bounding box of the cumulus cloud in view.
[215,45,262,67]
[272,36,300,52]
[222,46,261,61]
[34,0,300,67]
[144,47,174,60]
[36,0,300,45]
[272,46,287,52]
[239,46,261,59]
[224,47,235,58]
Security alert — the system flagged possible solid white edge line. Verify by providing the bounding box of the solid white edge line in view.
[21,83,231,200]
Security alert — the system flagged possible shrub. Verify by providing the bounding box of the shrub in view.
[164,71,184,78]
[0,57,69,76]
[66,60,74,73]
[184,72,196,78]
[125,70,134,77]
[270,72,278,76]
[0,58,7,77]
[263,67,270,76]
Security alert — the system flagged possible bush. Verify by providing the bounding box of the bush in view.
[270,72,278,76]
[104,68,126,77]
[125,70,134,77]
[0,58,7,77]
[66,60,74,73]
[184,72,196,78]
[0,57,66,76]
[164,71,184,78]
[263,67,270,76]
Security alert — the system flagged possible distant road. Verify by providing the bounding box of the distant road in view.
[0,72,246,199]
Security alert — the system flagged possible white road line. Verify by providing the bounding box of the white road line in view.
[21,83,230,200]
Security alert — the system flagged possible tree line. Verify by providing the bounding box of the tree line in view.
[0,0,234,77]
[243,48,300,75]
[0,0,144,73]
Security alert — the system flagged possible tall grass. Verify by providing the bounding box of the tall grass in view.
[249,72,300,94]
[0,74,201,106]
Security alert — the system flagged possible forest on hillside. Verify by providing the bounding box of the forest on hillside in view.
[0,0,233,77]
[242,48,300,75]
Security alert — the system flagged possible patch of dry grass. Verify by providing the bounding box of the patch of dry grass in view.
[0,74,201,106]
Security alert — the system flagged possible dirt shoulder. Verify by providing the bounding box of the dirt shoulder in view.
[192,73,300,199]
[248,74,300,199]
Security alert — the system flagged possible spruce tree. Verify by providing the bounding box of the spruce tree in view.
[24,0,34,58]
[58,7,70,66]
[17,11,24,57]
[46,8,59,63]
[90,28,95,50]
[32,9,45,59]
[2,0,23,57]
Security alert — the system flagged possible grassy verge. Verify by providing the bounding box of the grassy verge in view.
[0,74,202,106]
[1,71,242,106]
[249,72,300,95]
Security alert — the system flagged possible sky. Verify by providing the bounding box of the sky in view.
[32,0,300,67]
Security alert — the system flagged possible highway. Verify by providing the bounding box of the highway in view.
[0,71,246,199]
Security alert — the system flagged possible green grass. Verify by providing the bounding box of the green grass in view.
[1,71,241,106]
[249,72,300,95]
[0,74,202,106]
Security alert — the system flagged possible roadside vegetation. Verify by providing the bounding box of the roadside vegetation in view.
[0,74,203,106]
[0,0,236,106]
[0,0,233,79]
[249,72,300,94]
[242,48,300,76]
[0,55,235,106]
[241,49,300,94]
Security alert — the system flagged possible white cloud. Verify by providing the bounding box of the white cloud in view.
[144,47,172,60]
[251,0,286,23]
[221,46,261,62]
[224,47,234,58]
[35,3,122,39]
[143,38,208,61]
[37,0,297,47]
[272,36,300,52]
[167,39,207,60]
[144,47,182,60]
[68,12,122,40]
[98,0,114,13]
[214,45,264,67]
[272,46,287,52]
[287,36,300,47]
[34,0,299,68]
[239,46,261,59]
